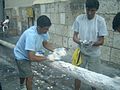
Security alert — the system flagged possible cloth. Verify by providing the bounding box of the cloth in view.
[16,60,33,78]
[14,26,49,60]
[72,14,108,57]
[72,48,82,66]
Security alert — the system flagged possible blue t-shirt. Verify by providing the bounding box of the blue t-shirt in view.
[14,26,49,60]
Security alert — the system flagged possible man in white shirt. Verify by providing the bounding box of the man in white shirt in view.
[72,0,108,90]
[2,16,9,32]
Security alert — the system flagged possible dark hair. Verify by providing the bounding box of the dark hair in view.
[37,15,51,27]
[85,0,99,10]
[6,16,9,19]
[112,12,120,31]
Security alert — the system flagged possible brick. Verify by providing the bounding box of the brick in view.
[40,5,46,13]
[101,46,111,61]
[111,48,120,64]
[112,32,120,49]
[98,0,118,14]
[50,13,60,24]
[60,13,65,24]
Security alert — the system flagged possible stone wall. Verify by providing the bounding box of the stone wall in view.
[4,0,120,65]
[33,0,85,52]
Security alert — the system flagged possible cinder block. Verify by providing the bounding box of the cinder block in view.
[101,46,111,61]
[59,2,66,13]
[68,38,78,49]
[112,33,120,49]
[54,24,63,35]
[98,0,118,14]
[118,1,120,12]
[60,13,65,24]
[104,31,114,47]
[49,24,56,33]
[40,5,46,13]
[53,34,63,46]
[67,25,73,37]
[65,12,75,25]
[54,2,59,13]
[111,48,120,64]
[62,36,69,48]
[99,14,115,31]
[34,5,41,18]
[50,13,60,24]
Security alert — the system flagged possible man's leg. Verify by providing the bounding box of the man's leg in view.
[20,77,26,89]
[91,87,96,90]
[20,78,25,85]
[75,79,81,90]
[26,76,32,90]
[74,53,87,90]
[88,56,101,90]
[0,83,2,90]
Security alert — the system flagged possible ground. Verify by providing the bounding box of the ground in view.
[0,36,120,90]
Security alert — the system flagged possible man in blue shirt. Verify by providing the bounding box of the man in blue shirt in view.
[14,15,54,90]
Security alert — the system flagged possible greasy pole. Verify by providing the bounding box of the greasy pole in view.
[43,60,120,90]
[0,39,120,90]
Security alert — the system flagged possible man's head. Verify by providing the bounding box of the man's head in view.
[85,0,99,20]
[6,16,9,19]
[37,15,51,34]
[112,12,120,32]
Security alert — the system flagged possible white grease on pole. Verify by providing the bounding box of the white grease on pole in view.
[0,39,120,90]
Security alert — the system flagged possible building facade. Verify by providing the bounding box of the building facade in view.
[4,0,120,66]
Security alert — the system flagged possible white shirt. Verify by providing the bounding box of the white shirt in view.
[3,19,9,27]
[72,14,108,57]
[3,19,9,24]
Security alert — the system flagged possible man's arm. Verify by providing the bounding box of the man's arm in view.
[28,51,47,62]
[73,31,105,46]
[73,31,80,45]
[92,36,104,46]
[43,41,55,52]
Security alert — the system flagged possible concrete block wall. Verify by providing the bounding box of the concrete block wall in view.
[97,0,120,65]
[4,0,120,65]
[33,0,85,55]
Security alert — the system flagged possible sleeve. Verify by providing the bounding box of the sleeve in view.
[72,19,79,32]
[25,34,36,51]
[98,18,108,36]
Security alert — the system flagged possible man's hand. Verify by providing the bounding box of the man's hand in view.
[79,40,95,48]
